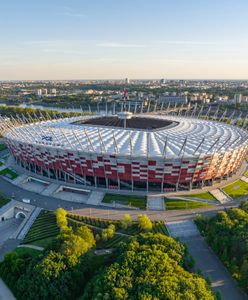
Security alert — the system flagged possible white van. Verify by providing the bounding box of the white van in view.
[22,198,31,204]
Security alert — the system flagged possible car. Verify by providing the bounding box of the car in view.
[22,198,31,204]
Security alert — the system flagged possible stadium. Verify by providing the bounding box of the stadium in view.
[3,112,248,193]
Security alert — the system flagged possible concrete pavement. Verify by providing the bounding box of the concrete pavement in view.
[181,235,247,300]
[166,220,247,300]
[0,219,22,246]
[0,279,15,300]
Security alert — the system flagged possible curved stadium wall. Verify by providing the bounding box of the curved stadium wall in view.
[3,114,248,192]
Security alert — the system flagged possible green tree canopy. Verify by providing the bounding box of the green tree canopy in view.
[82,233,214,300]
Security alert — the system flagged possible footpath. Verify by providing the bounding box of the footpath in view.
[167,220,247,300]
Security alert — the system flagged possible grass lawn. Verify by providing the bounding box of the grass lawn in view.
[222,180,248,199]
[0,196,10,208]
[102,194,147,209]
[0,144,6,151]
[180,192,217,201]
[30,236,56,248]
[22,210,59,246]
[164,198,213,210]
[245,170,248,177]
[0,168,19,180]
[14,247,42,257]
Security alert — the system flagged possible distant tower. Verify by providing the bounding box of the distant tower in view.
[160,78,166,85]
[118,88,132,128]
[125,78,130,85]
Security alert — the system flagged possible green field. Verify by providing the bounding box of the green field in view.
[222,180,248,199]
[0,168,19,180]
[14,247,42,257]
[164,198,213,210]
[22,210,59,246]
[102,194,147,209]
[180,192,217,201]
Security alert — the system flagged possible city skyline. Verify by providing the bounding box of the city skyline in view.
[1,0,248,80]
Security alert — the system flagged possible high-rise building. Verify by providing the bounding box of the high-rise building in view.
[42,88,48,96]
[51,88,57,96]
[124,78,130,85]
[36,89,42,96]
[234,94,242,104]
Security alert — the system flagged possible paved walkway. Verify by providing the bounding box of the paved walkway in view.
[0,219,22,246]
[166,220,247,300]
[87,191,105,205]
[53,190,89,203]
[181,235,247,300]
[0,278,15,300]
[241,176,248,184]
[166,220,199,238]
[17,244,44,251]
[147,196,164,210]
[211,189,232,203]
[0,239,21,262]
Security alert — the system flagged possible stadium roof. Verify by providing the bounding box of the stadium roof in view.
[5,114,248,158]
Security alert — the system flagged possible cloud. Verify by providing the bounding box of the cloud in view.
[42,49,85,55]
[56,12,85,18]
[56,6,85,18]
[97,42,148,48]
[159,40,220,45]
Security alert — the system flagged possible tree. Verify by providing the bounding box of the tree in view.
[39,251,67,279]
[56,208,68,231]
[137,214,152,232]
[102,224,115,241]
[121,214,132,230]
[76,225,96,248]
[62,231,94,266]
[195,201,248,293]
[82,233,215,300]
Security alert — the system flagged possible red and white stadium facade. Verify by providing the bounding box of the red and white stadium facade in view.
[3,114,248,192]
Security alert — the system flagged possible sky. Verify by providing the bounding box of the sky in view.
[0,0,248,80]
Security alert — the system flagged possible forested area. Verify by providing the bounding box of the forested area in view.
[82,233,215,300]
[196,201,248,293]
[0,209,216,299]
[0,105,83,119]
